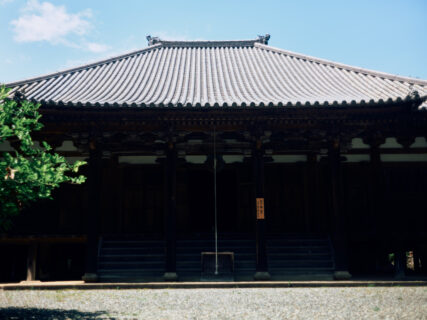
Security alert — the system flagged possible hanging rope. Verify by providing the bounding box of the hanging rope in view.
[213,126,219,275]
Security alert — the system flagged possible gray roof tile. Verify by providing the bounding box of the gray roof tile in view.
[5,37,427,108]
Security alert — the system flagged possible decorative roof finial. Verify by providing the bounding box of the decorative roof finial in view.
[146,35,161,46]
[257,34,270,45]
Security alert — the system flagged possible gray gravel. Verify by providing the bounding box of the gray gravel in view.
[0,287,426,319]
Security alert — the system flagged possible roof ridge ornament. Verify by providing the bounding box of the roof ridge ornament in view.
[257,34,270,45]
[146,35,161,46]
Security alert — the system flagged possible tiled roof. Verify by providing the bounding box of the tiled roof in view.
[6,36,427,108]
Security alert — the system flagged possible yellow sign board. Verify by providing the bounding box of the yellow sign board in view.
[256,198,265,219]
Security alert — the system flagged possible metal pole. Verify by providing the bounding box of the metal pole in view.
[213,126,218,275]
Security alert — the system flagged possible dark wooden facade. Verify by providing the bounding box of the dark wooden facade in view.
[1,98,427,282]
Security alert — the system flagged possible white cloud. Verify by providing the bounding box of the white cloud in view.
[86,42,110,53]
[12,0,91,43]
[10,0,109,53]
[0,0,14,5]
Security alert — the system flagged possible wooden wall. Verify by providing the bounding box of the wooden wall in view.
[6,161,427,240]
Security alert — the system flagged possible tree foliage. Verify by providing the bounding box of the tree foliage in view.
[0,86,86,230]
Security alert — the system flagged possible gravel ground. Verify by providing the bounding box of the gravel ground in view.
[0,287,426,320]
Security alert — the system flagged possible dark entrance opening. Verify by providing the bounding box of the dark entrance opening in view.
[185,165,239,235]
[119,166,164,235]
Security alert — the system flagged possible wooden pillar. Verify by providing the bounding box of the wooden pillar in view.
[370,142,382,222]
[369,138,385,273]
[253,140,270,280]
[329,140,352,280]
[163,142,178,281]
[26,242,37,281]
[304,153,317,233]
[82,141,102,282]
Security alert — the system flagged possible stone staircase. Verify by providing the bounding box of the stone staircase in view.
[267,234,335,280]
[97,236,165,282]
[97,233,334,282]
[176,234,256,281]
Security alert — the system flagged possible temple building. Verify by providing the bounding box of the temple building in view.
[1,35,427,282]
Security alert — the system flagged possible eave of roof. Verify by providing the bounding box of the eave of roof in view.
[36,94,426,110]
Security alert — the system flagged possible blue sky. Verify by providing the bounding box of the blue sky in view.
[1,0,426,84]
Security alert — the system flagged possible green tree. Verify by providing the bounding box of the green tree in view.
[0,86,86,230]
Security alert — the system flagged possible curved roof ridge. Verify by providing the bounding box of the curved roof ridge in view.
[256,43,427,86]
[146,34,270,48]
[157,39,259,48]
[5,43,163,87]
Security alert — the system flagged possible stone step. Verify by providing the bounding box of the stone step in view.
[268,252,331,258]
[267,238,329,243]
[98,268,165,274]
[102,241,164,248]
[177,244,255,248]
[100,254,164,261]
[269,267,335,272]
[177,239,254,243]
[99,262,164,269]
[268,260,333,268]
[267,247,331,253]
[99,259,165,265]
[102,248,164,255]
[266,233,329,239]
[176,249,255,255]
[97,234,335,280]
